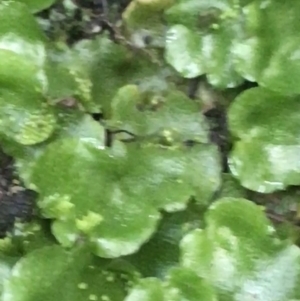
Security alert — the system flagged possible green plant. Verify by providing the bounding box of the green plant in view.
[1,0,300,300]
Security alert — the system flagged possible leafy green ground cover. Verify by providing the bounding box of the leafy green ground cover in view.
[1,0,300,300]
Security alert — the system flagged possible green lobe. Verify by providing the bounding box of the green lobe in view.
[124,278,165,301]
[31,139,160,258]
[0,1,54,145]
[228,87,300,192]
[13,109,105,192]
[164,1,244,87]
[0,88,55,145]
[234,1,300,93]
[228,87,300,141]
[55,109,106,145]
[110,85,209,143]
[229,138,300,193]
[165,267,215,301]
[165,0,227,30]
[31,138,220,257]
[2,246,128,301]
[123,143,221,210]
[0,1,46,42]
[180,198,300,301]
[127,198,300,301]
[165,25,203,78]
[0,1,47,91]
[123,0,174,30]
[125,269,216,301]
[89,36,160,116]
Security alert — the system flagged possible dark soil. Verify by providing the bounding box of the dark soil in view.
[0,150,37,238]
[204,106,229,172]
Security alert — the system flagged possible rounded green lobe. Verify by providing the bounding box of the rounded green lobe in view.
[14,109,105,190]
[0,50,45,93]
[180,198,300,301]
[164,1,244,87]
[31,138,220,257]
[123,143,221,210]
[111,85,210,143]
[0,1,54,146]
[228,87,300,192]
[165,267,216,301]
[0,1,46,42]
[0,89,55,146]
[123,0,174,30]
[2,246,128,301]
[31,139,160,258]
[228,87,300,141]
[124,278,165,301]
[89,36,160,116]
[125,270,216,301]
[165,25,204,78]
[165,0,228,30]
[234,1,300,93]
[0,1,47,91]
[229,139,300,193]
